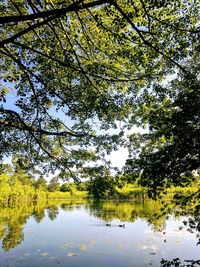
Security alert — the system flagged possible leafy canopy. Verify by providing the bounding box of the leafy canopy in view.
[0,0,199,178]
[125,56,200,194]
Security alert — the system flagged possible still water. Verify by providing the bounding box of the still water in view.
[0,199,199,267]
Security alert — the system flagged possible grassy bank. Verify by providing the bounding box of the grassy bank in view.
[47,191,88,199]
[0,190,88,205]
[114,184,147,199]
[113,183,199,200]
[1,185,199,205]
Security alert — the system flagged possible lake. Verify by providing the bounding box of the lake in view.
[0,199,199,267]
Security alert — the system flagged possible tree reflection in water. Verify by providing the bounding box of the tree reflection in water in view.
[0,197,199,267]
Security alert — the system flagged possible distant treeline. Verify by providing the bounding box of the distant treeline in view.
[0,167,88,205]
[0,163,199,204]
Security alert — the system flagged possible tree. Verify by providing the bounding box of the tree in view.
[60,182,77,195]
[0,0,199,178]
[76,181,89,191]
[11,156,35,185]
[125,57,200,194]
[0,163,13,175]
[34,176,47,190]
[87,166,116,198]
[47,177,60,192]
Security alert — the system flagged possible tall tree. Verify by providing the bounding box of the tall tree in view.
[47,177,60,192]
[34,176,47,190]
[0,0,199,177]
[125,55,200,194]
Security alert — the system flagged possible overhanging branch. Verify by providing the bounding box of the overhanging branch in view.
[0,0,110,24]
[0,108,85,137]
[112,1,188,73]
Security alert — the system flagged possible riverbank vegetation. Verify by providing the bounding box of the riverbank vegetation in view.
[0,164,88,205]
[0,163,199,205]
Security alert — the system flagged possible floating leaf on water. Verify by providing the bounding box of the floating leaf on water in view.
[67,252,77,257]
[117,243,124,249]
[150,252,156,255]
[90,240,96,245]
[63,242,70,248]
[80,244,87,251]
[105,239,112,244]
[41,252,49,256]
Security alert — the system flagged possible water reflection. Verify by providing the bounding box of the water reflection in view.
[0,199,199,267]
[0,199,189,252]
[0,199,89,252]
[89,200,167,231]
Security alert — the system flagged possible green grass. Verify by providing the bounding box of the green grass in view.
[163,184,199,200]
[115,184,147,199]
[113,183,199,200]
[47,191,88,199]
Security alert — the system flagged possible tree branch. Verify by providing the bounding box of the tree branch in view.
[111,1,188,73]
[0,108,85,137]
[0,14,58,47]
[0,0,110,24]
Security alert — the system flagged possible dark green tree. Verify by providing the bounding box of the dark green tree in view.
[86,166,116,198]
[60,182,69,192]
[76,181,89,191]
[34,176,47,190]
[126,57,200,194]
[47,177,60,192]
[60,182,77,193]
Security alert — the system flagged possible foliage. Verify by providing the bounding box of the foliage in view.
[60,182,76,193]
[115,184,147,199]
[59,181,88,196]
[34,176,47,190]
[0,163,13,175]
[0,164,90,203]
[47,190,87,199]
[0,171,36,203]
[76,181,89,191]
[47,177,60,192]
[86,166,116,198]
[0,162,199,205]
[0,0,199,178]
[126,64,200,195]
[160,258,200,267]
